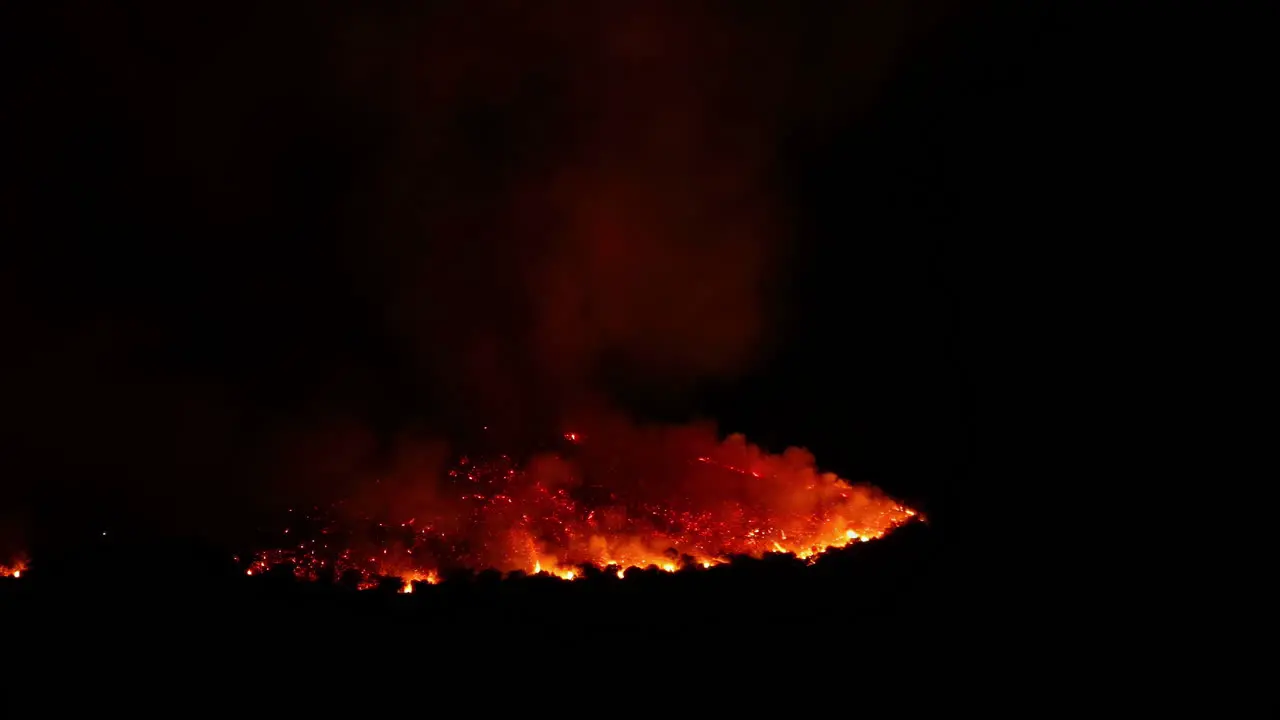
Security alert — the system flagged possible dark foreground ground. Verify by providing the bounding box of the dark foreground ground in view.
[1,524,964,705]
[2,521,943,646]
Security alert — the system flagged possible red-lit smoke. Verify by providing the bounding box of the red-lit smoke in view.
[244,416,918,585]
[1,3,943,559]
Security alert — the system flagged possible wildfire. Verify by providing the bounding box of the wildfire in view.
[238,427,921,588]
[1,557,28,579]
[394,571,440,593]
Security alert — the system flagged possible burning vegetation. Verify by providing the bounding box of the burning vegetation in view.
[238,423,919,590]
[0,555,26,579]
[0,424,920,589]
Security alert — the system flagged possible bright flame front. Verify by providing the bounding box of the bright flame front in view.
[237,427,921,586]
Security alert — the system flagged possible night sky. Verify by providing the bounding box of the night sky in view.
[0,2,1073,565]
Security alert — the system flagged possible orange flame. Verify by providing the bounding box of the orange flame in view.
[1,557,28,579]
[237,427,921,587]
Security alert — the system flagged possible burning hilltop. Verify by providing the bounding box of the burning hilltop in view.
[0,5,945,596]
[241,421,918,588]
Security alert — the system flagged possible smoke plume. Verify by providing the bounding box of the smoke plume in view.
[1,2,941,556]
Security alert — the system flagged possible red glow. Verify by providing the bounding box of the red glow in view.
[240,426,920,586]
[0,556,28,579]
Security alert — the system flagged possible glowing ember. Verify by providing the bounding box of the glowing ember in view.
[238,427,921,587]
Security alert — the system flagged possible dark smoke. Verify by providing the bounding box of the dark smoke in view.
[1,2,948,557]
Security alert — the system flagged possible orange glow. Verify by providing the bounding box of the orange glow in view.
[1,557,29,579]
[233,427,920,587]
